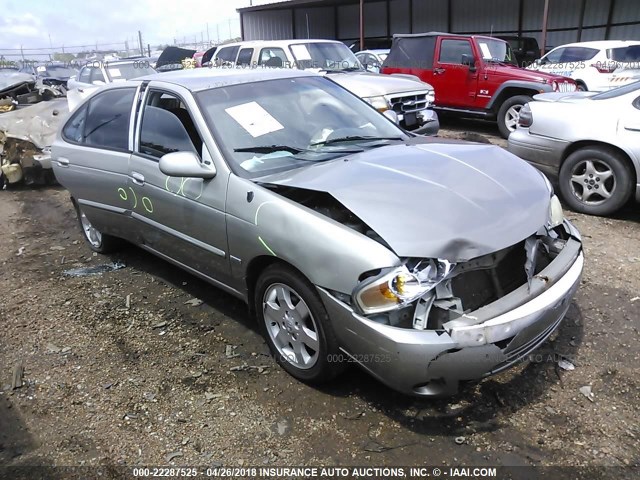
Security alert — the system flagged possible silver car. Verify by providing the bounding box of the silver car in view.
[51,69,583,397]
[67,59,157,92]
[508,81,640,216]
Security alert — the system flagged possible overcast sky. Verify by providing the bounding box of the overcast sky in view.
[0,0,280,54]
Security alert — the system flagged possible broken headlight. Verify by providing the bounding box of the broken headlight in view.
[549,194,564,228]
[353,259,455,315]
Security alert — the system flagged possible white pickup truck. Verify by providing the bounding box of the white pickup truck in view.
[210,39,439,135]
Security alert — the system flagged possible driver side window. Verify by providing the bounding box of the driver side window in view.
[139,91,203,160]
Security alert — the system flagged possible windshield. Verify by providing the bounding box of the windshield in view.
[106,63,156,81]
[289,43,363,71]
[591,80,640,100]
[43,65,77,77]
[477,38,517,65]
[196,76,406,177]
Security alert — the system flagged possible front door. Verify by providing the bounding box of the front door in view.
[128,87,231,283]
[432,37,478,108]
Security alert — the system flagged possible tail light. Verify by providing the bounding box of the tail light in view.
[590,63,617,74]
[518,103,533,128]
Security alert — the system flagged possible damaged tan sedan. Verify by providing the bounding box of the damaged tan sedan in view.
[51,69,584,396]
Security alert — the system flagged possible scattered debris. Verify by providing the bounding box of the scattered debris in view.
[225,345,239,359]
[46,343,61,354]
[229,364,269,373]
[165,452,183,463]
[11,363,24,389]
[152,321,167,329]
[454,436,466,445]
[579,385,595,402]
[276,419,290,436]
[184,298,203,307]
[16,246,25,256]
[50,245,65,251]
[63,262,125,277]
[558,359,575,371]
[631,296,639,303]
[125,294,131,309]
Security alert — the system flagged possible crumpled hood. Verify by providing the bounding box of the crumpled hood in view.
[328,71,432,97]
[260,142,550,261]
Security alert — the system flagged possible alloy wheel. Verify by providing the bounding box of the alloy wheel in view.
[79,209,103,248]
[505,104,523,132]
[263,283,319,369]
[569,159,616,205]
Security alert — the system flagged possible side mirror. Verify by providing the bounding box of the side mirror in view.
[366,64,379,73]
[533,58,542,66]
[159,151,216,179]
[461,54,476,72]
[383,110,399,125]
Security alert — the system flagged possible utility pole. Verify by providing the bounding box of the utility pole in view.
[138,30,144,56]
[359,0,364,51]
[228,18,232,40]
[216,25,220,43]
[125,40,129,56]
[207,23,210,45]
[540,0,550,56]
[20,44,24,61]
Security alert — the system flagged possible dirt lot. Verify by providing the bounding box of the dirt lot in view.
[1,125,639,476]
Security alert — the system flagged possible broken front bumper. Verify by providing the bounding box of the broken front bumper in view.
[319,221,583,397]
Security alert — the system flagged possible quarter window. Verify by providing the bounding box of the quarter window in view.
[439,39,473,64]
[84,88,135,150]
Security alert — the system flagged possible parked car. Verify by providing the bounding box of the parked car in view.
[528,40,640,92]
[508,81,640,216]
[51,68,583,397]
[381,32,577,138]
[67,59,157,91]
[19,61,77,98]
[496,36,541,67]
[211,39,438,135]
[355,49,389,73]
[155,46,197,72]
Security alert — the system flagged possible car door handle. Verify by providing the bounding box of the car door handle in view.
[57,157,70,167]
[131,172,145,185]
[434,68,446,75]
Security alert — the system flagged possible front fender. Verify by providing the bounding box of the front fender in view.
[225,175,401,296]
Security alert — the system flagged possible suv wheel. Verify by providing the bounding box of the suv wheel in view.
[74,203,121,253]
[497,95,533,138]
[559,147,633,216]
[255,264,344,383]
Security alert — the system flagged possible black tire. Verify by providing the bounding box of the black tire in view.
[497,95,533,139]
[576,82,588,92]
[254,263,345,383]
[73,202,121,253]
[559,147,633,216]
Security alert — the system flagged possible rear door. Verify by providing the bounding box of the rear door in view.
[128,85,230,282]
[432,37,478,108]
[52,86,139,240]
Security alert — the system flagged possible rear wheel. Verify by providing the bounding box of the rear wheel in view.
[559,147,633,216]
[74,202,121,253]
[255,264,344,383]
[497,95,533,138]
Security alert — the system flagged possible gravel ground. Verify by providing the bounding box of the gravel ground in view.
[0,124,639,476]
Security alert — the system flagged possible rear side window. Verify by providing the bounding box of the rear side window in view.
[237,48,254,66]
[216,46,240,65]
[559,47,598,62]
[439,39,473,64]
[84,88,135,150]
[259,48,287,67]
[608,45,640,62]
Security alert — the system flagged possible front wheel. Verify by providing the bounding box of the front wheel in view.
[255,264,344,383]
[74,202,121,253]
[558,147,633,216]
[497,95,533,139]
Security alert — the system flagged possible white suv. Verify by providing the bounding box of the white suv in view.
[211,40,438,135]
[528,40,640,92]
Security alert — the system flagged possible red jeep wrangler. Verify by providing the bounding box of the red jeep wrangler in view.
[381,33,577,138]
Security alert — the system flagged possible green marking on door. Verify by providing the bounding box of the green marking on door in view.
[118,188,128,201]
[258,236,276,257]
[142,196,154,213]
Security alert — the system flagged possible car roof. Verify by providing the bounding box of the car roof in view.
[134,67,318,92]
[217,39,342,49]
[552,40,640,50]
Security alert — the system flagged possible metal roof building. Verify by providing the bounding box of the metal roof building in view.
[238,0,640,51]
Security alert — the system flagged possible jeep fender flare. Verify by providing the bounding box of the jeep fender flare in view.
[486,80,553,110]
